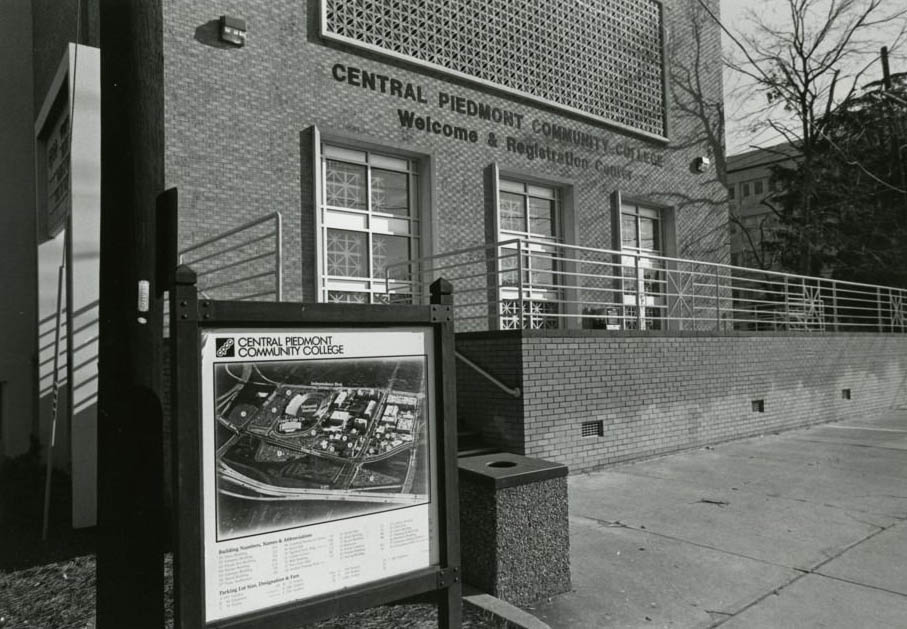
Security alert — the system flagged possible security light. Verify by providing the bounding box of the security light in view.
[219,15,246,47]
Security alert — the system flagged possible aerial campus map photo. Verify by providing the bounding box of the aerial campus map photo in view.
[213,356,430,541]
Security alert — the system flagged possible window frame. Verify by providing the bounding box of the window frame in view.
[494,174,566,330]
[617,198,669,330]
[318,143,422,304]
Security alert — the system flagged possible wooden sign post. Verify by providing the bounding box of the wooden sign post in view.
[170,268,461,628]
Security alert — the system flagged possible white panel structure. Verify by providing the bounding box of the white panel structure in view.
[34,43,101,528]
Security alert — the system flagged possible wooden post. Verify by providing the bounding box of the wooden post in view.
[96,2,165,626]
[171,265,204,629]
[430,278,462,629]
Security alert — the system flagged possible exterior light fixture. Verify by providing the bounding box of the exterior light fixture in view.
[219,15,246,47]
[694,156,711,173]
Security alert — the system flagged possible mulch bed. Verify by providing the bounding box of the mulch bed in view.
[0,453,497,628]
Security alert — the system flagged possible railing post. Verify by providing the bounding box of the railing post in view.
[892,288,907,332]
[783,276,790,331]
[275,213,283,301]
[889,289,894,333]
[877,287,883,333]
[831,281,839,332]
[635,254,643,330]
[516,239,526,329]
[419,257,428,305]
[714,266,721,331]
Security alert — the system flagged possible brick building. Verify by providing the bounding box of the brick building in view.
[727,142,799,269]
[3,1,906,527]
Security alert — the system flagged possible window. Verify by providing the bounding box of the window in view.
[742,182,750,197]
[620,203,665,330]
[497,178,562,329]
[754,180,764,195]
[320,144,420,303]
[728,186,735,200]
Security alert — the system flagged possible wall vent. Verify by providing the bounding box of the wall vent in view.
[581,420,604,438]
[751,399,765,413]
[841,388,852,400]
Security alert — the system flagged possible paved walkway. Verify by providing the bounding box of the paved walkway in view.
[529,407,907,628]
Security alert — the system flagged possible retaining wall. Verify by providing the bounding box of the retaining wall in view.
[456,331,907,473]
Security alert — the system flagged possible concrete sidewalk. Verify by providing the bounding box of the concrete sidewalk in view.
[528,407,907,628]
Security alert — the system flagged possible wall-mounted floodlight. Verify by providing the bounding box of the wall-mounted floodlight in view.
[694,156,711,173]
[219,16,246,47]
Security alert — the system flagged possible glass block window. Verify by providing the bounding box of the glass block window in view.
[498,179,560,241]
[320,144,419,304]
[322,0,667,137]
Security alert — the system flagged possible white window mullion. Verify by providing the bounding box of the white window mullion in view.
[365,161,374,302]
[319,144,417,305]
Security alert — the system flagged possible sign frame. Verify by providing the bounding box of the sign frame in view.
[171,266,461,629]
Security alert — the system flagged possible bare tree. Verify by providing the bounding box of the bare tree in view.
[656,0,731,264]
[708,0,907,274]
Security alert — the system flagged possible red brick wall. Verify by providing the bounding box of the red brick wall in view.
[457,331,907,472]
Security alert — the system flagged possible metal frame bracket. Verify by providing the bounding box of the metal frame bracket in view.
[176,299,198,323]
[437,566,460,589]
[431,304,452,322]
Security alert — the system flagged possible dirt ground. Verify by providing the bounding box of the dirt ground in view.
[0,450,496,629]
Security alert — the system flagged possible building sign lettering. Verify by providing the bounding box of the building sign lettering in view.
[200,327,438,622]
[331,62,666,179]
[332,63,428,103]
[397,109,479,144]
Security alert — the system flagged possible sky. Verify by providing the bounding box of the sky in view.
[719,0,907,155]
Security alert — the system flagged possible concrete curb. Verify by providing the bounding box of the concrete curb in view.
[463,585,551,629]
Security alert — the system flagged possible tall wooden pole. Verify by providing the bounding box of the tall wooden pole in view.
[96,1,165,627]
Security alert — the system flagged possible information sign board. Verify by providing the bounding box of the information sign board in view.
[170,269,461,629]
[200,328,439,622]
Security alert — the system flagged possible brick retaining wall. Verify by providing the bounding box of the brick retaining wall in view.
[456,331,907,473]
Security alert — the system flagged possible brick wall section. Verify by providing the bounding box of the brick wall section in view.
[160,0,727,303]
[455,333,524,453]
[458,331,907,473]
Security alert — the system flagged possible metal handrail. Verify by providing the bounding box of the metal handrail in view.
[178,212,283,302]
[179,212,280,256]
[385,238,907,334]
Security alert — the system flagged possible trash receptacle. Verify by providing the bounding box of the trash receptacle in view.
[458,452,570,606]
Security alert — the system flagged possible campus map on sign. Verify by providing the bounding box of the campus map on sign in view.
[200,329,438,622]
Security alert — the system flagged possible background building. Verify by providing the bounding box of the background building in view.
[726,142,799,269]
